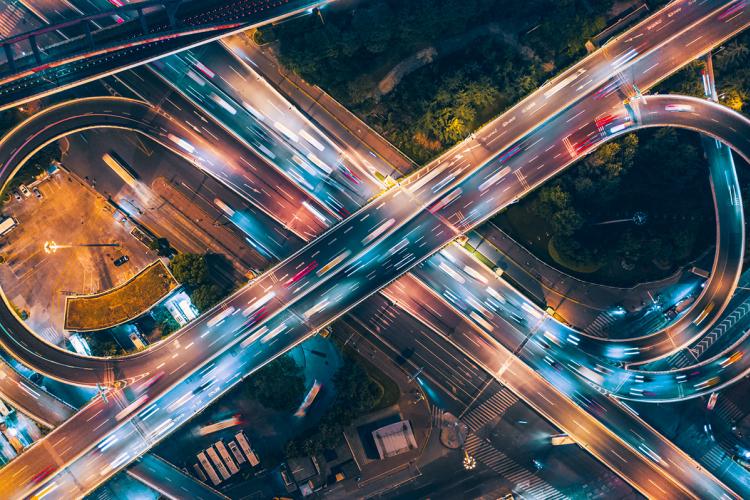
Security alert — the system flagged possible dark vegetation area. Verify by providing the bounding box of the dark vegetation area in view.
[496,30,750,284]
[169,252,235,312]
[148,305,180,339]
[259,0,617,163]
[264,0,715,285]
[284,349,382,457]
[234,338,397,460]
[80,331,126,357]
[245,354,307,413]
[495,129,714,284]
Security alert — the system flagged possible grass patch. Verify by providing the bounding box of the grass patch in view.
[65,260,177,331]
[463,243,496,270]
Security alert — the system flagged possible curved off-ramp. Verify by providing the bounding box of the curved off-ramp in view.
[0,96,325,387]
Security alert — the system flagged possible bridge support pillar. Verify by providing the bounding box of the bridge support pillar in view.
[138,8,149,35]
[2,44,15,73]
[29,35,42,65]
[166,5,178,28]
[85,20,95,50]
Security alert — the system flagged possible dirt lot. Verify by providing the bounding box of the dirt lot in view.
[0,172,154,343]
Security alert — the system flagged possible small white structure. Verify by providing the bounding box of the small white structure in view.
[372,420,417,460]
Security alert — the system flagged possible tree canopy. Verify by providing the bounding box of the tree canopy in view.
[168,253,234,312]
[498,129,713,284]
[169,253,210,288]
[245,355,305,413]
[285,351,381,457]
[260,0,616,163]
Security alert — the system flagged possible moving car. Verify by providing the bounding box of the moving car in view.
[665,104,694,112]
[18,184,31,197]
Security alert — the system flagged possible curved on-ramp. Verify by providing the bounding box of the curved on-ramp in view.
[526,95,750,402]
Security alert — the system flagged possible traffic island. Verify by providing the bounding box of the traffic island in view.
[64,259,178,332]
[439,412,467,449]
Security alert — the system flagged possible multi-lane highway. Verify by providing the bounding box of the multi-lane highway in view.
[0,91,744,499]
[377,272,741,499]
[1,0,750,497]
[0,0,332,111]
[5,0,744,385]
[0,359,223,499]
[147,48,383,216]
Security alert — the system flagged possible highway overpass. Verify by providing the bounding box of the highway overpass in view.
[0,0,329,111]
[1,1,750,498]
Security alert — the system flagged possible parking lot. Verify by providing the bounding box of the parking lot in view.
[0,172,153,343]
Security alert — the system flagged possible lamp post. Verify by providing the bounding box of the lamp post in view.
[463,451,476,470]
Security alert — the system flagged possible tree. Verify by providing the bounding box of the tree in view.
[551,207,583,238]
[191,283,224,312]
[149,237,172,257]
[352,3,394,54]
[283,352,383,458]
[151,306,179,338]
[169,253,209,288]
[716,40,749,69]
[721,87,745,111]
[246,355,305,412]
[82,333,124,357]
[531,184,570,219]
[346,74,375,106]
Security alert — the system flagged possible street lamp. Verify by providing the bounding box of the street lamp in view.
[463,451,476,470]
[43,241,120,254]
[407,366,424,382]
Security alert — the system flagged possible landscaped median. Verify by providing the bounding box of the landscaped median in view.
[64,260,178,332]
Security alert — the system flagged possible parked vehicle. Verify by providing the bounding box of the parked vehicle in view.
[114,255,129,266]
[0,217,18,237]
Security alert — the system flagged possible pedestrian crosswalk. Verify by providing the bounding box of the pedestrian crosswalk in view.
[464,434,566,500]
[700,446,727,471]
[461,388,518,433]
[583,311,618,338]
[664,350,695,369]
[0,2,28,39]
[430,403,443,428]
[715,397,744,425]
[690,300,750,360]
[40,327,61,344]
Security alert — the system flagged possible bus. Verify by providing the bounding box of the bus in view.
[0,216,17,237]
[550,433,576,446]
[196,451,222,486]
[228,440,246,464]
[197,415,241,436]
[205,446,231,480]
[707,392,719,411]
[215,441,239,475]
[235,431,260,467]
[294,380,322,417]
[192,463,207,482]
[102,152,138,187]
